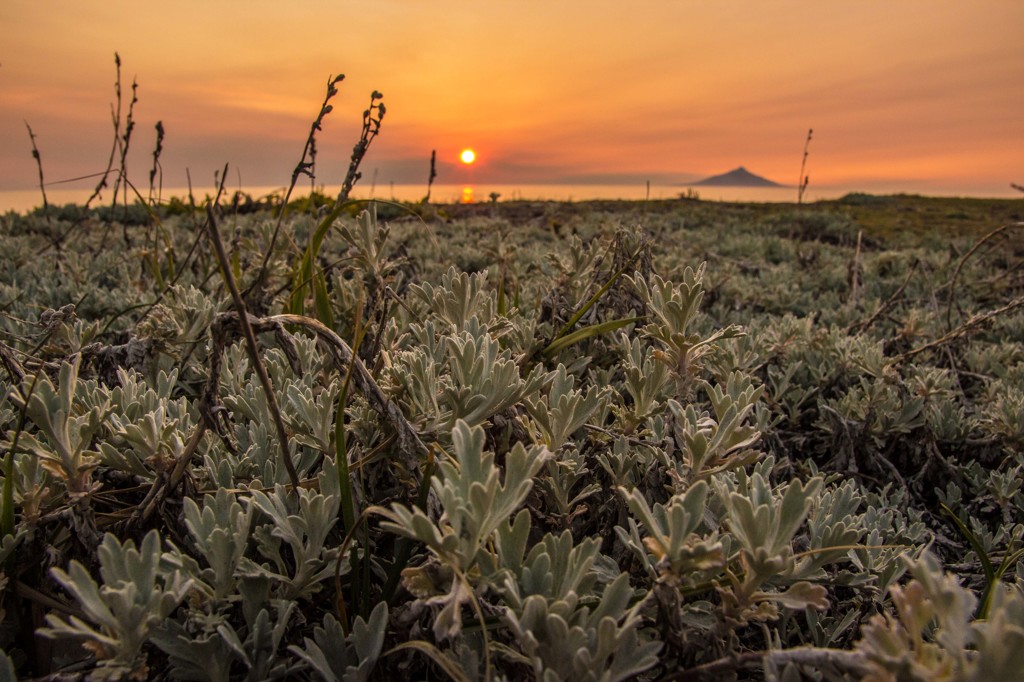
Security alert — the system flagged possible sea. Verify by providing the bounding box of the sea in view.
[1,182,1018,215]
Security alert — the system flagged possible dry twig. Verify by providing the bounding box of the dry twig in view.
[24,122,50,224]
[661,646,869,681]
[206,204,302,489]
[261,313,427,467]
[944,222,1024,330]
[892,294,1024,365]
[847,259,919,335]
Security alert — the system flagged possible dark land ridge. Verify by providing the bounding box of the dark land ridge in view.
[688,166,784,187]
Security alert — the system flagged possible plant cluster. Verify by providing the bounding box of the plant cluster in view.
[1,192,1022,680]
[2,67,1023,679]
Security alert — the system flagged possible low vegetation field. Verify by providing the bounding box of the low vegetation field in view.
[1,193,1022,680]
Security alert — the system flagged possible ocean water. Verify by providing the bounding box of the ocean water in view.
[0,182,1017,215]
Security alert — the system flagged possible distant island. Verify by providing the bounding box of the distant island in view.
[688,166,784,187]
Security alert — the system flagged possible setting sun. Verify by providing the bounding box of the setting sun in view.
[460,149,477,164]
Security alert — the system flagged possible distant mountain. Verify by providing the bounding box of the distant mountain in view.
[689,166,783,187]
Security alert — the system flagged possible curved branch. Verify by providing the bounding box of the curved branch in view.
[660,646,869,681]
[214,311,428,469]
[944,222,1024,330]
[268,313,428,465]
[892,294,1024,365]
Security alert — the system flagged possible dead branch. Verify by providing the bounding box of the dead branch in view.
[206,204,302,489]
[661,645,869,681]
[891,294,1024,365]
[847,259,919,336]
[944,222,1024,330]
[261,313,428,467]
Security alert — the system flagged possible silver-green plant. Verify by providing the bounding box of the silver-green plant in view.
[97,368,192,479]
[336,204,398,285]
[616,335,671,434]
[10,356,107,495]
[713,467,829,625]
[855,550,1024,681]
[443,318,548,428]
[379,420,548,640]
[182,487,253,600]
[284,378,341,454]
[40,530,193,680]
[153,588,302,681]
[288,602,389,682]
[244,481,342,600]
[8,188,1024,679]
[524,363,609,451]
[410,266,502,333]
[618,481,725,583]
[663,372,764,482]
[630,265,744,389]
[503,573,661,682]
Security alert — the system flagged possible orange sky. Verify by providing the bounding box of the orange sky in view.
[1,1,1022,196]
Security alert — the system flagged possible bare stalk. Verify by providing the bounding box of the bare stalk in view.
[128,422,207,529]
[148,121,165,206]
[847,229,863,307]
[848,259,919,335]
[284,74,345,211]
[797,127,812,205]
[423,149,437,203]
[24,122,50,224]
[86,52,123,209]
[261,313,427,467]
[113,77,139,220]
[338,91,386,203]
[892,294,1024,365]
[248,74,345,296]
[662,646,869,681]
[308,135,318,197]
[943,222,1024,330]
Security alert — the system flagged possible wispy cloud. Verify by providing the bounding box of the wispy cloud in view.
[1,1,1020,194]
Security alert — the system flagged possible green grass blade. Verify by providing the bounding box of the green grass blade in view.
[550,243,645,343]
[939,502,994,583]
[979,538,1024,619]
[543,316,644,358]
[288,200,349,315]
[147,251,165,291]
[385,641,469,682]
[2,372,43,542]
[497,273,507,317]
[312,269,336,329]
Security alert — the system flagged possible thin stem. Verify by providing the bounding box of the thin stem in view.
[660,646,868,681]
[943,222,1024,330]
[24,122,50,223]
[87,52,122,209]
[797,128,812,205]
[148,120,165,206]
[848,259,919,335]
[114,77,139,220]
[250,74,345,295]
[891,294,1024,365]
[338,91,385,203]
[424,149,437,203]
[205,203,301,490]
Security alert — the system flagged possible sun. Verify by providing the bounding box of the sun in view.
[460,148,476,164]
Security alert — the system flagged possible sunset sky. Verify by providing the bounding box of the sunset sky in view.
[1,1,1021,198]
